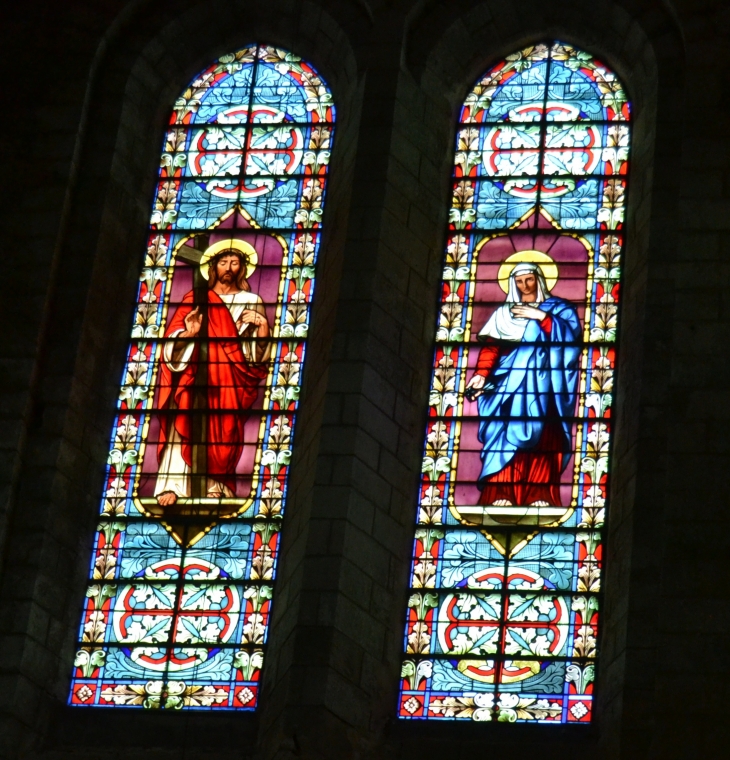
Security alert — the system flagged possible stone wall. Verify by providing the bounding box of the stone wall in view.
[0,1,728,758]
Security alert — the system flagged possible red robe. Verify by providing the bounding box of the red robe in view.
[157,289,268,496]
[474,316,564,507]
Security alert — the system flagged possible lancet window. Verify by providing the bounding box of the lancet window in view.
[398,42,630,723]
[68,44,335,710]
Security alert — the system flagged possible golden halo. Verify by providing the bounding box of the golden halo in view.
[199,239,258,280]
[497,250,558,293]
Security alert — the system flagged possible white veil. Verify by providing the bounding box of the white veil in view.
[478,262,550,342]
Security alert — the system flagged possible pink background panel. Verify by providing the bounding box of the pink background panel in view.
[452,214,588,508]
[166,211,288,313]
[138,212,290,498]
[469,215,590,336]
[138,415,266,499]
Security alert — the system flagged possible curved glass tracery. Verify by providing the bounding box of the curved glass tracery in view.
[398,42,630,723]
[69,44,335,710]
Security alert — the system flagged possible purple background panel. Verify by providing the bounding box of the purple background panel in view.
[454,214,588,508]
[469,213,590,337]
[138,211,287,499]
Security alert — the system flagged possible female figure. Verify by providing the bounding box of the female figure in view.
[465,260,580,514]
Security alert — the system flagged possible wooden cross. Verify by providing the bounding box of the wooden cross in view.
[174,237,210,501]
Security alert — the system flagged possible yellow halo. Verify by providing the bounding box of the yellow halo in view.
[497,250,558,293]
[199,239,258,280]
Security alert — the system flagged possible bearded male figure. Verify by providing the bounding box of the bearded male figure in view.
[465,259,580,516]
[154,241,270,507]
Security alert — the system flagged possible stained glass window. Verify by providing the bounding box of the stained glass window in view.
[69,44,334,710]
[398,42,629,724]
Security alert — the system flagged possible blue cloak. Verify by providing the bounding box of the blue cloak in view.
[476,297,581,486]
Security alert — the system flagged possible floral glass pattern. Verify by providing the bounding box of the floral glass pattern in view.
[68,44,335,710]
[398,43,629,723]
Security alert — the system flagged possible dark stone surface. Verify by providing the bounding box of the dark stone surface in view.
[0,0,728,757]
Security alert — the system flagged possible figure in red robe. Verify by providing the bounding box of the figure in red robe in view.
[154,247,270,506]
[465,263,580,514]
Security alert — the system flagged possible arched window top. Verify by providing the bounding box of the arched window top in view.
[398,43,629,724]
[159,45,334,233]
[173,45,333,126]
[462,43,629,125]
[69,45,334,711]
[453,42,630,232]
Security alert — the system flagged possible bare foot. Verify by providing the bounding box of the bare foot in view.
[156,491,178,506]
[492,499,513,507]
[206,490,224,500]
[530,500,550,507]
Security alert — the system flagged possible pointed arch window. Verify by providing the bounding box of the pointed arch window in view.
[398,42,629,723]
[69,44,335,710]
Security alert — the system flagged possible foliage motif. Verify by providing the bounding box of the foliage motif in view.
[429,693,494,720]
